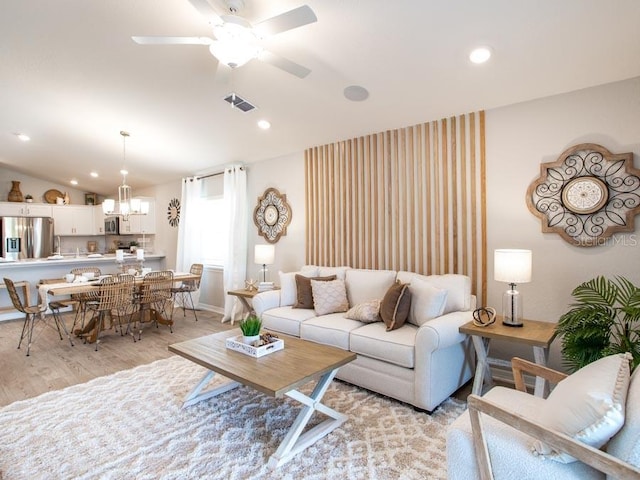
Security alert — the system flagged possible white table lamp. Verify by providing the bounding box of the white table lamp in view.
[494,249,532,327]
[254,244,275,283]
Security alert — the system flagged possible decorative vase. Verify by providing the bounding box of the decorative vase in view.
[8,181,23,202]
[242,334,260,345]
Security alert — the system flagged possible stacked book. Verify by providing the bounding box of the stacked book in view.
[258,282,275,292]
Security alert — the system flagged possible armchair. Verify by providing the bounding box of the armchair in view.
[447,356,640,479]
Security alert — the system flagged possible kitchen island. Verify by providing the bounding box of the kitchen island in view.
[0,253,166,321]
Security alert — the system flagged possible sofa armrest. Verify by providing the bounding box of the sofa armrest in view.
[252,290,281,317]
[416,310,473,352]
[467,394,640,480]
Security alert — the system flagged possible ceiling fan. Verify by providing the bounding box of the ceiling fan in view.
[132,0,317,79]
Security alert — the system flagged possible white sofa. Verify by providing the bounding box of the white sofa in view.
[252,266,475,412]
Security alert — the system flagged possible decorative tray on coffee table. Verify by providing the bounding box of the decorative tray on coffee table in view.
[225,332,284,358]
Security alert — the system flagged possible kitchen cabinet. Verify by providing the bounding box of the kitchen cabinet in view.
[52,205,94,235]
[119,200,156,234]
[93,205,106,234]
[0,202,53,217]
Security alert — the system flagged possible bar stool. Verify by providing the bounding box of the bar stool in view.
[3,277,74,356]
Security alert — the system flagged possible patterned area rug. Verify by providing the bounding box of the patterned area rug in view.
[0,356,465,479]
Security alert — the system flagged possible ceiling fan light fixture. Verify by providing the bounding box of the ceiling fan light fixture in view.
[209,41,261,68]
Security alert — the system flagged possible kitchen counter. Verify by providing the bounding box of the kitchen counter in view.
[0,254,166,321]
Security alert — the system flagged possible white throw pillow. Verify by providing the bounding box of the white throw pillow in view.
[345,300,381,323]
[532,352,632,463]
[311,279,349,316]
[407,276,448,326]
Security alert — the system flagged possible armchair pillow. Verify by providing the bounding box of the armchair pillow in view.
[532,352,632,463]
[310,279,349,315]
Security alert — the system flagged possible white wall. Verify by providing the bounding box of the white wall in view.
[0,168,91,205]
[484,76,640,369]
[245,152,306,283]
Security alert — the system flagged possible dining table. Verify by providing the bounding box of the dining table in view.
[41,271,201,341]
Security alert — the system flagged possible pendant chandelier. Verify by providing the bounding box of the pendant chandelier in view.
[102,131,149,219]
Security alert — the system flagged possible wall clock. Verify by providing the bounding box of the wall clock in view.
[167,198,181,227]
[253,187,291,243]
[527,143,640,246]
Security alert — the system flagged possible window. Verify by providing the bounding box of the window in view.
[200,195,228,267]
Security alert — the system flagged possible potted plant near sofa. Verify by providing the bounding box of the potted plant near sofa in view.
[239,315,262,345]
[556,276,640,372]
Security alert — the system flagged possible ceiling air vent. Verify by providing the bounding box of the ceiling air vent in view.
[223,93,257,113]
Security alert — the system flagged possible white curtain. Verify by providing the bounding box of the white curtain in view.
[176,176,204,306]
[223,165,248,322]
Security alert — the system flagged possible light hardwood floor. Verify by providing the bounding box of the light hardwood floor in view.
[0,308,235,407]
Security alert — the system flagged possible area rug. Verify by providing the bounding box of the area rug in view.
[0,356,465,479]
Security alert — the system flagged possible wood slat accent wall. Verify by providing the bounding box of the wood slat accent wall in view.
[305,111,487,303]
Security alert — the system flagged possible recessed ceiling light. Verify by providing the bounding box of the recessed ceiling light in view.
[469,46,492,64]
[257,120,271,130]
[70,179,78,186]
[344,85,369,102]
[14,133,30,142]
[90,172,99,178]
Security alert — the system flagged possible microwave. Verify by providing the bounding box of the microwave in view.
[105,217,120,234]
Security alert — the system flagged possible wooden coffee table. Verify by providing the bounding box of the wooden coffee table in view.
[168,329,356,468]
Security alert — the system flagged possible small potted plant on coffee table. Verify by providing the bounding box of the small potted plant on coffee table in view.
[239,315,262,345]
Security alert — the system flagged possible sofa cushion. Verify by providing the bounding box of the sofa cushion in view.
[293,274,336,309]
[350,322,417,368]
[311,279,349,315]
[606,366,640,475]
[261,306,317,337]
[407,276,448,326]
[279,266,319,306]
[533,352,632,463]
[380,281,412,331]
[317,266,351,280]
[345,300,381,323]
[397,272,471,314]
[345,269,397,307]
[300,313,362,350]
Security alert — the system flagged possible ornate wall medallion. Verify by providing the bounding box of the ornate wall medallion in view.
[527,143,640,246]
[167,197,181,227]
[253,188,292,243]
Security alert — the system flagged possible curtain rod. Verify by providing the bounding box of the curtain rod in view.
[195,165,245,181]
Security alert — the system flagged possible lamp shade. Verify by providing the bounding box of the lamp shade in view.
[254,244,275,265]
[494,249,532,284]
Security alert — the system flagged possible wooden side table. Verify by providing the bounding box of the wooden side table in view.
[459,318,557,397]
[226,287,279,324]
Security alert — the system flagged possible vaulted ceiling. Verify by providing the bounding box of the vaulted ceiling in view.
[2,0,639,195]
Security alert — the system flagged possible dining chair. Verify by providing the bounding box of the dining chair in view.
[132,270,174,341]
[170,263,203,321]
[3,277,74,356]
[68,266,102,334]
[83,274,134,351]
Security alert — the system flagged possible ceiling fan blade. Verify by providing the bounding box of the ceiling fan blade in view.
[132,36,214,45]
[188,0,224,25]
[255,5,317,36]
[260,50,311,79]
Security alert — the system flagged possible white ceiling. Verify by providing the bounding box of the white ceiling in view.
[2,0,639,196]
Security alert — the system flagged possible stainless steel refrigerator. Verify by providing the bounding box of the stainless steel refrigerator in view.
[1,216,54,260]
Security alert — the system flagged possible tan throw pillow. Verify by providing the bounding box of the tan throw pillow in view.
[293,274,336,309]
[311,279,349,316]
[345,300,381,323]
[532,352,632,463]
[379,281,411,331]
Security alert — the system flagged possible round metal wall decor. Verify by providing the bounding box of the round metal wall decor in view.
[167,198,181,227]
[253,187,291,243]
[526,143,640,246]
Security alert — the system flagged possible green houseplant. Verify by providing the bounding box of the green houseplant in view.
[239,315,262,344]
[556,276,640,372]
